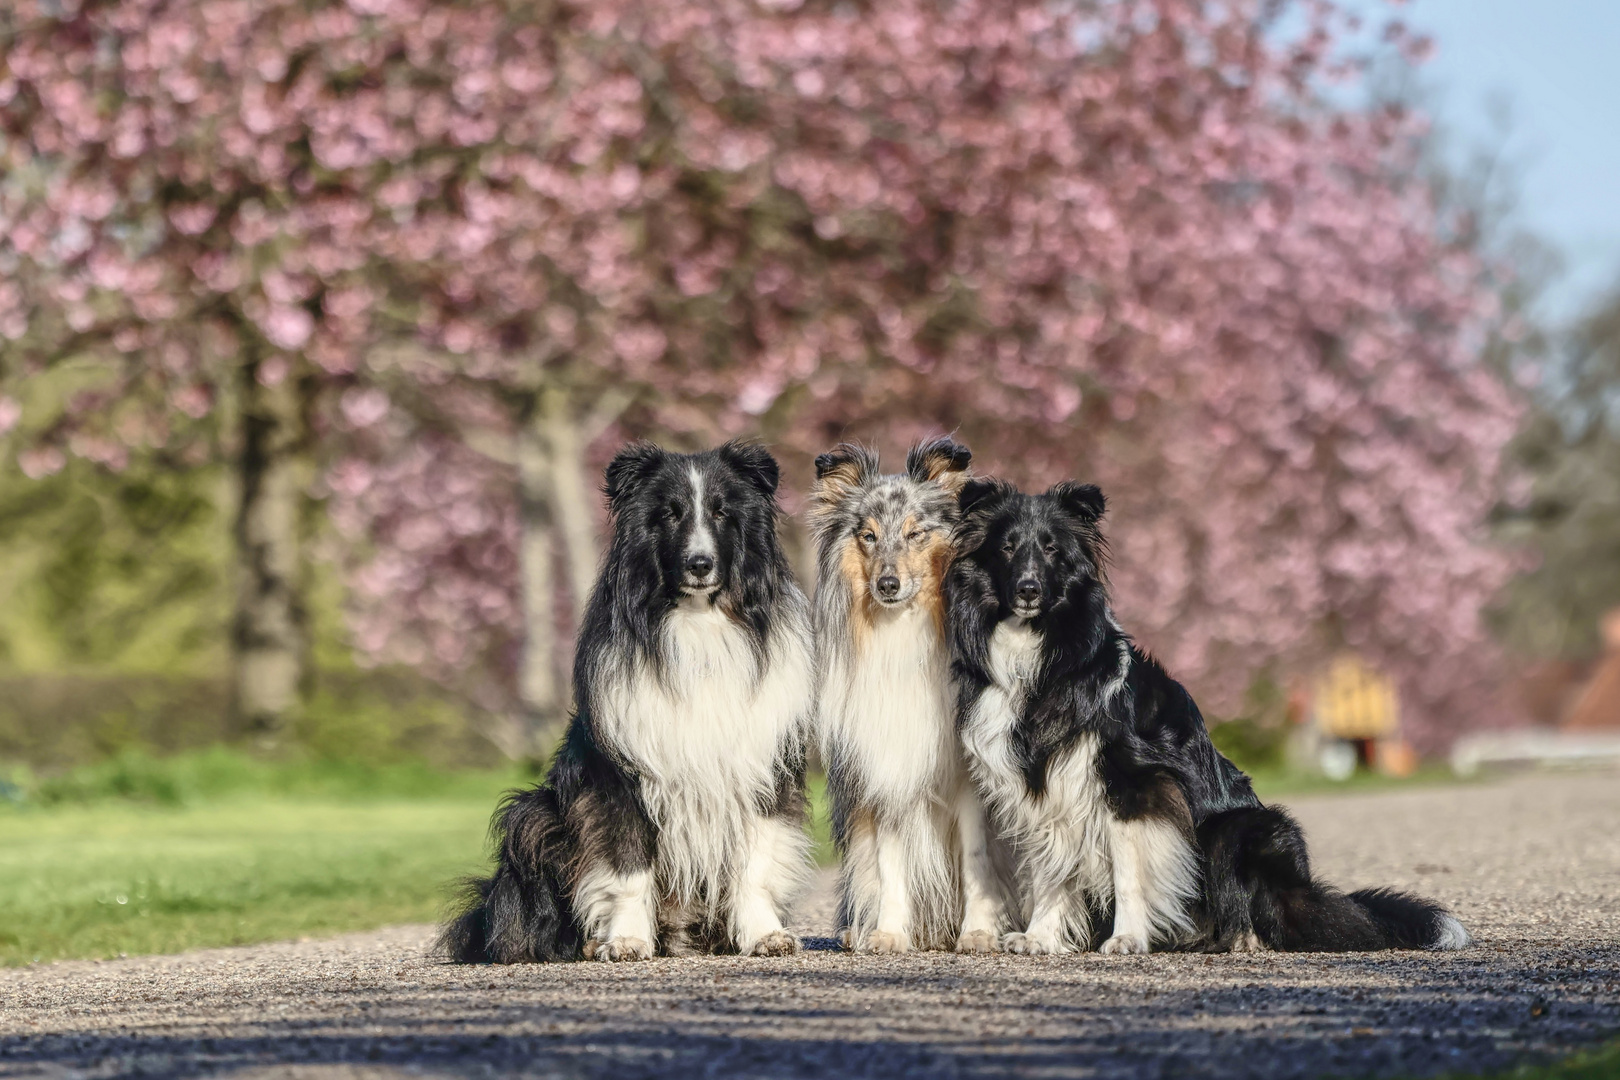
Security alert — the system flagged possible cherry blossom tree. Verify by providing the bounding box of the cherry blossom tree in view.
[2,0,1524,751]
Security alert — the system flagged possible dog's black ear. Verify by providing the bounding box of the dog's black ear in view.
[906,436,973,494]
[1047,481,1105,524]
[957,477,1005,519]
[810,443,878,504]
[603,442,666,509]
[718,440,780,497]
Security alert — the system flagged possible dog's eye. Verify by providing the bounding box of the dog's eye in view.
[859,530,876,544]
[906,529,926,543]
[1043,542,1058,556]
[712,504,726,521]
[667,503,684,521]
[1000,539,1016,555]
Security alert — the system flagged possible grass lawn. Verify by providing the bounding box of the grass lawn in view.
[0,776,514,966]
[1477,1042,1620,1080]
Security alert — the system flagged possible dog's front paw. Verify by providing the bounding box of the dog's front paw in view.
[592,936,652,962]
[1229,930,1268,954]
[1100,933,1150,955]
[748,931,801,957]
[838,928,854,952]
[1003,931,1064,956]
[863,930,912,955]
[955,929,1000,955]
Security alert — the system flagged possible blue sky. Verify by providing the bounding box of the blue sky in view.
[1388,0,1620,326]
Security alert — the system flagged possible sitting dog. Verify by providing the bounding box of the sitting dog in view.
[947,479,1471,954]
[441,441,814,962]
[811,438,1010,953]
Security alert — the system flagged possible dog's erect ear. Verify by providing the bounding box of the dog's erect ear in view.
[954,478,1013,553]
[717,440,780,497]
[906,436,973,494]
[603,442,666,509]
[956,477,1005,519]
[810,443,878,506]
[1047,481,1105,525]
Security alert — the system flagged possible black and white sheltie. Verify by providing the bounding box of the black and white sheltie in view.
[442,441,814,962]
[810,438,1011,953]
[947,479,1471,955]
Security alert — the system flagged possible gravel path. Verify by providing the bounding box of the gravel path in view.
[3,770,1617,1080]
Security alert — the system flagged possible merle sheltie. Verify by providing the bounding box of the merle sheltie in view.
[811,438,1012,953]
[441,441,814,962]
[947,479,1471,955]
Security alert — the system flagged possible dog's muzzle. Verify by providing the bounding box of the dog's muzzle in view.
[1012,577,1043,617]
[682,552,716,590]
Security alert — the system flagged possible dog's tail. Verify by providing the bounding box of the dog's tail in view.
[1197,806,1470,952]
[437,785,581,963]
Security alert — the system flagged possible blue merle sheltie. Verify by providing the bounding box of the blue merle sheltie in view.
[441,441,814,962]
[810,438,1012,954]
[946,479,1471,955]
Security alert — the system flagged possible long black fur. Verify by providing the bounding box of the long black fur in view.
[947,479,1468,952]
[440,440,807,963]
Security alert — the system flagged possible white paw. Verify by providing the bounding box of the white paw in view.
[862,930,912,955]
[1100,933,1151,955]
[838,929,854,952]
[1230,930,1268,954]
[955,929,1000,955]
[748,930,801,957]
[592,936,652,962]
[1003,931,1065,956]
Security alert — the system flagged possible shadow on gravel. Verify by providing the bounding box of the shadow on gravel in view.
[4,948,1618,1080]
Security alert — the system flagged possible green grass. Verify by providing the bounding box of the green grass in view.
[0,750,525,966]
[1247,764,1465,801]
[807,770,834,865]
[0,794,509,966]
[1464,1041,1620,1080]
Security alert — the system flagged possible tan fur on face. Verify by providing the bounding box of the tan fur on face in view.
[914,529,954,631]
[839,532,874,651]
[841,514,955,635]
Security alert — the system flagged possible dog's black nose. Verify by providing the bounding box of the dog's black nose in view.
[686,553,715,578]
[876,575,902,599]
[1016,578,1042,603]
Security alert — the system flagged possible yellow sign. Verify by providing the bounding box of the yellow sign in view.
[1313,654,1399,740]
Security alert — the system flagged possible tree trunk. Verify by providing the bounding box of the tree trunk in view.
[516,393,568,752]
[541,385,600,624]
[232,359,308,743]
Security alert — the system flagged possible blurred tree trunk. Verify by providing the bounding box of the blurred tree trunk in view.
[516,391,567,753]
[232,357,308,743]
[544,386,598,625]
[515,382,627,755]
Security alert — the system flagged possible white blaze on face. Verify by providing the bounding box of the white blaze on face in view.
[684,465,716,580]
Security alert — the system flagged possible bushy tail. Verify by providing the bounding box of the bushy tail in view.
[1197,806,1470,952]
[437,785,581,963]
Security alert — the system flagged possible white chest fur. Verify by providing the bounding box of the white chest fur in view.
[593,597,812,903]
[961,619,1114,899]
[819,603,958,812]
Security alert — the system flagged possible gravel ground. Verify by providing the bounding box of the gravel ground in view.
[3,769,1617,1080]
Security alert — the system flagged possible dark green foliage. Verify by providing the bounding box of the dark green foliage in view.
[0,459,228,671]
[4,746,519,808]
[1208,676,1290,772]
[1493,279,1620,660]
